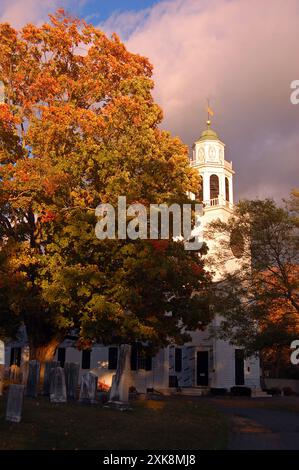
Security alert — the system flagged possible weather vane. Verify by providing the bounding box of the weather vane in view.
[206,98,214,127]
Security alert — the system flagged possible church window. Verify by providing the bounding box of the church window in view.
[81,349,91,369]
[225,177,230,202]
[10,347,21,367]
[210,174,219,200]
[175,348,182,373]
[131,342,152,371]
[57,347,66,368]
[108,347,118,370]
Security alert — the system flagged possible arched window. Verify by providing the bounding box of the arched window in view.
[225,177,230,202]
[210,174,219,200]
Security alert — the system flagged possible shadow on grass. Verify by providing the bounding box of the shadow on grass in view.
[0,396,228,450]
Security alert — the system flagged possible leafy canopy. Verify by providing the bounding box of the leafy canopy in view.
[0,11,210,355]
[207,197,299,356]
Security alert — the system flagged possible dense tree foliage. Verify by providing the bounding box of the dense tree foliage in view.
[0,11,211,361]
[207,197,299,360]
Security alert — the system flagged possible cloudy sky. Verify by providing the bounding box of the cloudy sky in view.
[1,0,298,201]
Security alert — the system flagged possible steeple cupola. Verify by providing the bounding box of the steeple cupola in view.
[191,119,234,212]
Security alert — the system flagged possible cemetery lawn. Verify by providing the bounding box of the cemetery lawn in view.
[0,396,228,450]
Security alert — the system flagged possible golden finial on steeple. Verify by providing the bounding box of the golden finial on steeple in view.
[206,98,214,128]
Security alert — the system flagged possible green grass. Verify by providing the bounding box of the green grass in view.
[0,396,228,450]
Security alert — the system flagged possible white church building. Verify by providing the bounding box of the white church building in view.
[2,122,261,395]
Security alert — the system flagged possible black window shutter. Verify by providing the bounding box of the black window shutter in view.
[108,347,118,370]
[175,348,182,373]
[10,348,14,366]
[82,349,91,369]
[145,355,152,371]
[131,343,138,370]
[15,347,21,367]
[235,349,245,385]
[10,347,21,367]
[57,347,66,368]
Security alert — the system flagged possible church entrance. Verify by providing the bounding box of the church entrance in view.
[196,351,209,386]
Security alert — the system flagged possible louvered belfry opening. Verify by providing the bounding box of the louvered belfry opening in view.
[210,174,219,200]
[225,177,230,202]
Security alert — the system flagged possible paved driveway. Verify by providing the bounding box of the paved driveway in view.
[204,397,299,450]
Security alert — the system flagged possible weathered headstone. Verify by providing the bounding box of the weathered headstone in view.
[19,346,29,385]
[22,345,30,363]
[26,360,40,397]
[106,345,132,410]
[109,344,131,403]
[9,365,21,384]
[6,384,25,423]
[50,366,67,403]
[0,340,4,396]
[0,340,4,365]
[64,362,79,400]
[20,361,29,386]
[79,372,97,404]
[43,361,60,396]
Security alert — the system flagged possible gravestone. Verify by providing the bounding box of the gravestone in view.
[0,340,4,396]
[26,360,40,397]
[106,345,132,410]
[64,362,80,400]
[79,372,97,404]
[50,366,67,403]
[6,384,25,423]
[20,361,29,386]
[43,361,60,396]
[0,340,4,365]
[109,344,131,403]
[9,365,21,384]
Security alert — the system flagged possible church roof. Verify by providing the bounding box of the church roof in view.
[196,126,220,142]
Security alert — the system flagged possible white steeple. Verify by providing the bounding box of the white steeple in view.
[191,119,234,215]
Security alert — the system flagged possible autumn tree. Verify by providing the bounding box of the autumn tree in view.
[0,244,22,340]
[288,189,299,226]
[207,198,299,372]
[0,10,211,373]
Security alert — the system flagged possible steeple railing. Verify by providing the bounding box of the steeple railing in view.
[208,197,219,207]
[203,196,233,210]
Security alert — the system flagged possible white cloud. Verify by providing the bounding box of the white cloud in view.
[0,0,78,28]
[102,8,150,39]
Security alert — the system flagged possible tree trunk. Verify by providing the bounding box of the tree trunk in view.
[29,337,61,362]
[27,336,63,387]
[109,344,132,403]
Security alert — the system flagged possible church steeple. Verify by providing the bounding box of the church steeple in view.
[191,117,234,212]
